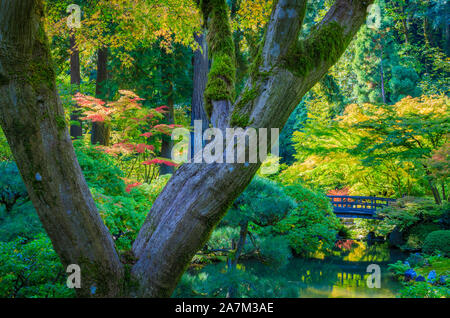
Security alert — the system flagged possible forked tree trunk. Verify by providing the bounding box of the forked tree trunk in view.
[131,0,373,297]
[0,0,372,297]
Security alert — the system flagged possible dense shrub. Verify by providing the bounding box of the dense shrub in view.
[270,182,341,255]
[378,197,445,235]
[389,254,450,298]
[91,175,170,252]
[403,223,441,250]
[0,162,28,213]
[423,230,450,256]
[0,234,75,298]
[224,176,296,228]
[74,140,126,196]
[258,236,292,269]
[0,202,43,242]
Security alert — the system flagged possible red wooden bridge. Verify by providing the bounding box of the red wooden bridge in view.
[327,195,396,219]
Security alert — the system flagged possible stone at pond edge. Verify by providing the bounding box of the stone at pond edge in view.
[389,227,404,247]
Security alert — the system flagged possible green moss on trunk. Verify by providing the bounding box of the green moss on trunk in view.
[284,22,347,78]
[202,0,236,117]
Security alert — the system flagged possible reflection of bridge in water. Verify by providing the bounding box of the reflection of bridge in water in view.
[327,196,396,219]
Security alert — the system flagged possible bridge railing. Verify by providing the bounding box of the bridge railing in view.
[327,195,396,214]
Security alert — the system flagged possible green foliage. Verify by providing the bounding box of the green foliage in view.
[269,182,341,255]
[378,196,446,235]
[0,128,13,161]
[74,140,126,196]
[207,226,239,251]
[225,176,296,227]
[389,65,421,103]
[0,162,28,213]
[284,94,448,200]
[423,230,450,257]
[91,175,170,252]
[404,223,441,250]
[399,281,449,298]
[285,21,346,78]
[388,260,411,279]
[0,234,75,298]
[202,0,236,116]
[389,253,450,298]
[279,101,308,164]
[230,86,258,127]
[258,236,292,269]
[91,189,147,251]
[0,202,43,243]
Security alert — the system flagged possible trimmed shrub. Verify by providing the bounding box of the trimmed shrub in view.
[423,230,450,256]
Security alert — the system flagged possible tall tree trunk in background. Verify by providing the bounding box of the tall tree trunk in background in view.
[69,32,82,139]
[91,47,110,146]
[423,17,432,47]
[400,5,409,44]
[430,182,442,205]
[0,0,124,297]
[159,52,176,175]
[445,22,450,56]
[1,0,372,297]
[424,167,442,204]
[379,43,386,103]
[190,32,209,158]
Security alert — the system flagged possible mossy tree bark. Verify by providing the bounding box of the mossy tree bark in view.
[0,0,372,297]
[0,0,123,297]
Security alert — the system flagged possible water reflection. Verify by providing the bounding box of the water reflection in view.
[241,241,405,298]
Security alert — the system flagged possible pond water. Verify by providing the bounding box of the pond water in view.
[245,241,406,298]
[199,241,407,298]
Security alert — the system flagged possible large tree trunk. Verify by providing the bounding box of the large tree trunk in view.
[69,32,82,139]
[1,0,372,298]
[91,47,110,146]
[190,31,210,158]
[0,0,123,297]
